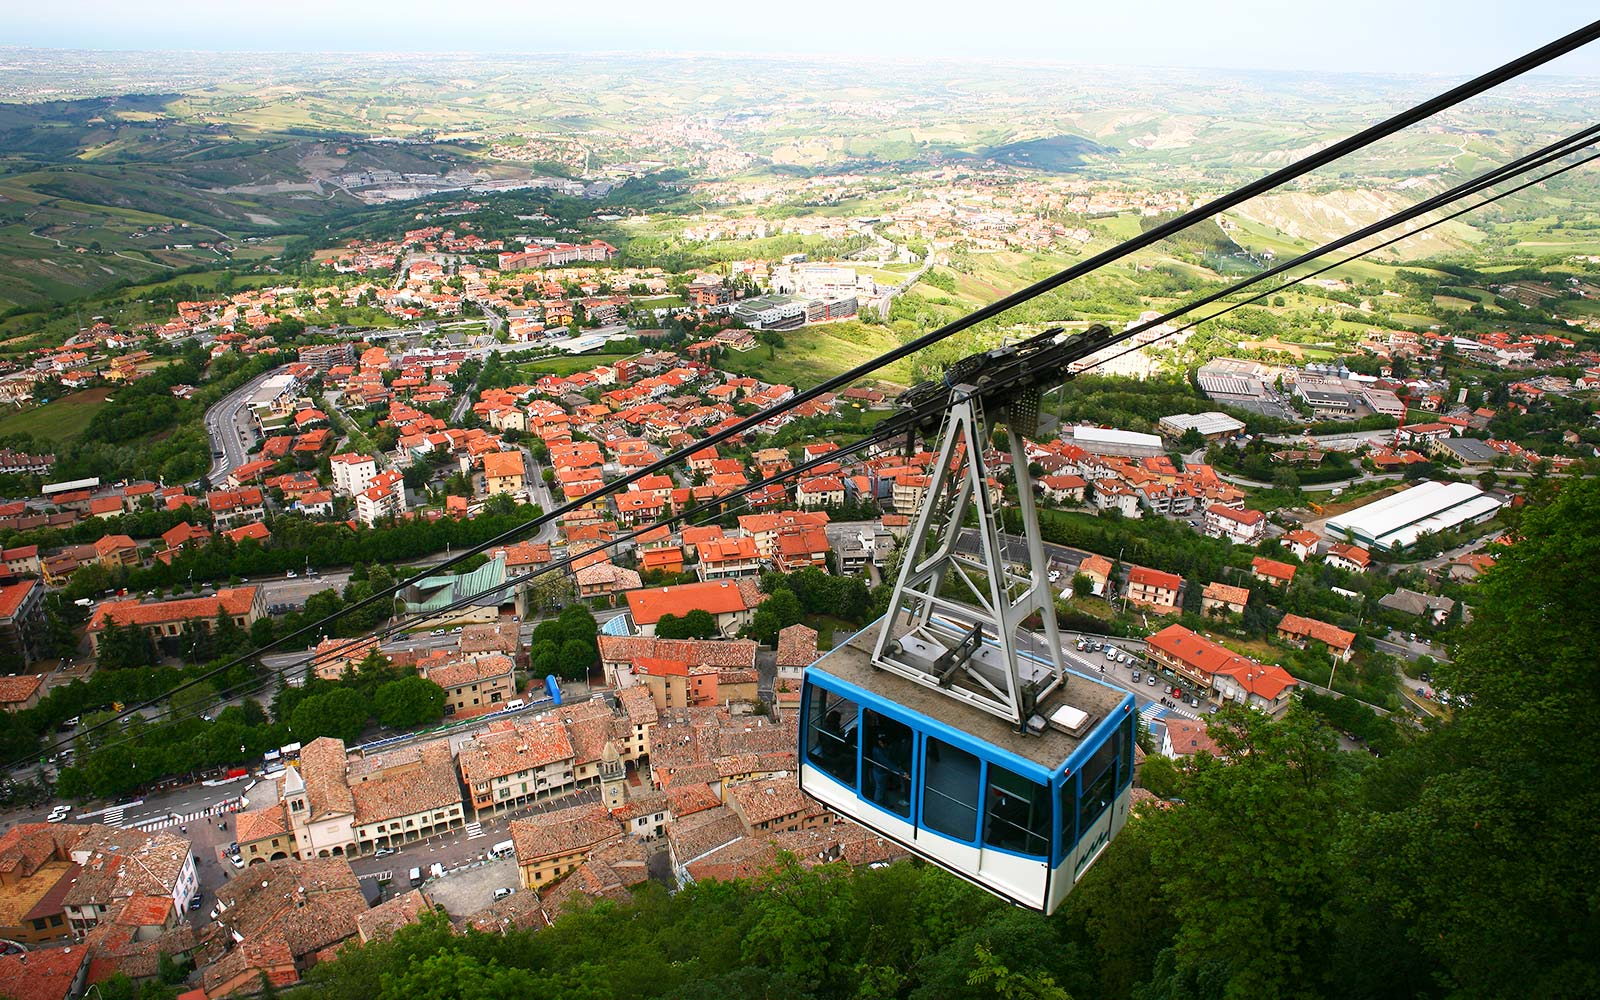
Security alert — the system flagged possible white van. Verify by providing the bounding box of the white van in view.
[408,866,423,886]
[490,839,515,859]
[503,699,525,711]
[429,862,445,879]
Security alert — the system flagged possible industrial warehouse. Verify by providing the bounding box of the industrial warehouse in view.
[1325,480,1504,551]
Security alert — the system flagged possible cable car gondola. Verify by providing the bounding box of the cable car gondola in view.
[799,329,1136,913]
[800,622,1135,913]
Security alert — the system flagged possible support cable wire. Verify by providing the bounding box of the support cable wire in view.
[21,21,1600,770]
[39,433,894,763]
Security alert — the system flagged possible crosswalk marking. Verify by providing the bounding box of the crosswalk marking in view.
[123,799,241,832]
[357,870,392,882]
[1140,702,1198,723]
[464,821,485,840]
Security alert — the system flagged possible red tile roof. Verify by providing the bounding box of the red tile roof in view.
[1251,556,1297,583]
[1128,565,1182,591]
[0,579,39,620]
[1277,613,1355,651]
[89,587,258,631]
[0,672,43,705]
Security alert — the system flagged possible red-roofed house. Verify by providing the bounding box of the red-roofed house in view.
[206,487,265,530]
[697,537,764,581]
[796,476,845,508]
[1276,614,1356,662]
[1250,556,1297,587]
[626,580,760,638]
[1282,529,1320,561]
[224,522,272,545]
[1325,543,1371,574]
[1161,717,1223,759]
[1146,623,1298,715]
[1125,566,1182,614]
[1203,503,1266,544]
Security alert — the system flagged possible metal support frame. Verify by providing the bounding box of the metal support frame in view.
[871,385,1067,729]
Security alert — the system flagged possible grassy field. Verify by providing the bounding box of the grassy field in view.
[516,352,635,377]
[718,321,916,388]
[0,387,112,442]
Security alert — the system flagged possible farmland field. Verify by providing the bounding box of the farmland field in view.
[0,387,112,442]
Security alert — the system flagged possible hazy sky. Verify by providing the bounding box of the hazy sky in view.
[8,1,1600,77]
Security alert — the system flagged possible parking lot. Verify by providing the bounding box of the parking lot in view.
[420,855,520,916]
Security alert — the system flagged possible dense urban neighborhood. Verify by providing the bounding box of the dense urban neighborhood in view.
[0,28,1597,1000]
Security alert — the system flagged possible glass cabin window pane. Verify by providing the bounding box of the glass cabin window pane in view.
[862,710,913,816]
[805,685,858,787]
[1076,725,1122,836]
[984,763,1051,857]
[921,735,980,841]
[1119,716,1135,789]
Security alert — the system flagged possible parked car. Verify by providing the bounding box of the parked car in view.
[492,887,514,902]
[286,570,297,578]
[1116,652,1127,664]
[189,894,204,911]
[375,847,397,858]
[1146,675,1157,686]
[1131,670,1141,683]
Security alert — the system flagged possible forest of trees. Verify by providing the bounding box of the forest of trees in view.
[278,479,1600,1000]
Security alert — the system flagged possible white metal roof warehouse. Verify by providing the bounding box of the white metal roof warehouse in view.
[1325,480,1503,551]
[1065,425,1164,457]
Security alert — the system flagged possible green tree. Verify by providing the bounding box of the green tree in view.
[96,622,159,670]
[289,687,369,743]
[1342,478,1600,997]
[373,676,446,729]
[557,639,595,680]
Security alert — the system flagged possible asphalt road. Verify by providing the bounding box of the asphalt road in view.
[205,367,282,482]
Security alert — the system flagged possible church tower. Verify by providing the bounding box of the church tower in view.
[599,740,627,811]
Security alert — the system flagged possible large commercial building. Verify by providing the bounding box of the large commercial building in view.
[1064,425,1165,458]
[1325,480,1503,551]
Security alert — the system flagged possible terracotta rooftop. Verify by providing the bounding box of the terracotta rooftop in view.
[510,803,621,862]
[89,587,258,631]
[625,580,755,625]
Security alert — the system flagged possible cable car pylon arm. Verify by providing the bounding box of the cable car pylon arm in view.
[870,326,1110,733]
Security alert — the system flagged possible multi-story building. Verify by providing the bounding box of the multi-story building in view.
[354,470,405,527]
[1325,542,1371,573]
[1125,566,1182,614]
[1200,581,1250,618]
[0,823,199,946]
[510,803,623,889]
[796,476,845,508]
[0,578,47,666]
[206,487,266,530]
[1251,556,1297,587]
[697,537,764,581]
[235,737,465,862]
[1145,623,1299,716]
[419,653,517,716]
[456,696,657,820]
[1204,503,1265,544]
[482,450,527,498]
[330,453,379,497]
